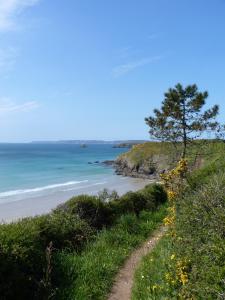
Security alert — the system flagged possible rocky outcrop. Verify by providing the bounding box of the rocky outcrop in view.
[114,155,170,179]
[112,143,133,149]
[102,160,115,166]
[113,142,177,179]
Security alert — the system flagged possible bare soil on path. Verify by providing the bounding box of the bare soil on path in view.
[108,225,167,300]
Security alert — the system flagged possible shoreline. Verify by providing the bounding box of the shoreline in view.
[0,175,153,223]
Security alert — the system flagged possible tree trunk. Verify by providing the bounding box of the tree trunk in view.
[181,99,187,159]
[182,137,187,159]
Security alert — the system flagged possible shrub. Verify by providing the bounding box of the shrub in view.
[0,212,93,299]
[143,183,167,204]
[98,188,119,202]
[39,210,93,251]
[67,195,113,229]
[118,191,148,217]
[109,184,167,219]
[0,217,46,299]
[58,184,167,225]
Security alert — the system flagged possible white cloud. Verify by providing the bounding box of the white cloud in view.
[0,0,40,31]
[0,97,39,114]
[112,56,162,77]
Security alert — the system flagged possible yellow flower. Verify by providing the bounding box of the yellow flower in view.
[168,190,177,200]
[170,254,175,260]
[180,273,188,285]
[165,273,171,281]
[152,284,160,291]
[163,216,174,226]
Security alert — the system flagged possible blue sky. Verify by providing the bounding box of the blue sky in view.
[0,0,224,142]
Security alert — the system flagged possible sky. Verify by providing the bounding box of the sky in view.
[0,0,225,142]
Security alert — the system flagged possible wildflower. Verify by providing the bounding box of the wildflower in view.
[165,273,171,281]
[163,216,174,226]
[180,273,188,285]
[168,190,177,200]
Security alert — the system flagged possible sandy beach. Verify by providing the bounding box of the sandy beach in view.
[0,176,152,223]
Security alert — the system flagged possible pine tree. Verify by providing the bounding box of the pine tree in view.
[145,83,219,158]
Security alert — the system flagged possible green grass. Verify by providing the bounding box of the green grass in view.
[132,235,175,300]
[117,141,177,165]
[55,205,167,300]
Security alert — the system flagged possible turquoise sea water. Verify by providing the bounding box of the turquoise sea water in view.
[0,143,127,203]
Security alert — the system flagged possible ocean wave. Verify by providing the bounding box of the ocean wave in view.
[63,181,107,191]
[0,180,89,198]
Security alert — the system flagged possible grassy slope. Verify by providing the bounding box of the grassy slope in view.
[55,206,167,300]
[119,142,173,162]
[116,142,176,173]
[132,143,225,300]
[117,140,225,168]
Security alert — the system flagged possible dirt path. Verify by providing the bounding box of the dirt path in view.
[107,225,167,300]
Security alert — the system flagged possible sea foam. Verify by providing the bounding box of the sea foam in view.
[0,180,89,199]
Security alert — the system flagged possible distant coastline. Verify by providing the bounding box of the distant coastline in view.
[30,139,147,145]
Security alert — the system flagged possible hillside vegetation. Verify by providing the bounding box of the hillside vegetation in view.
[0,182,167,299]
[132,141,225,299]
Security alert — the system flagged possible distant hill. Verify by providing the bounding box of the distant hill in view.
[31,140,147,145]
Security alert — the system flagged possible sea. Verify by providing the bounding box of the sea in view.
[0,143,129,204]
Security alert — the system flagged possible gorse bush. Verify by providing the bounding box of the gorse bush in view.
[0,183,167,300]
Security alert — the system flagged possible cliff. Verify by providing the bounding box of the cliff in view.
[114,142,179,179]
